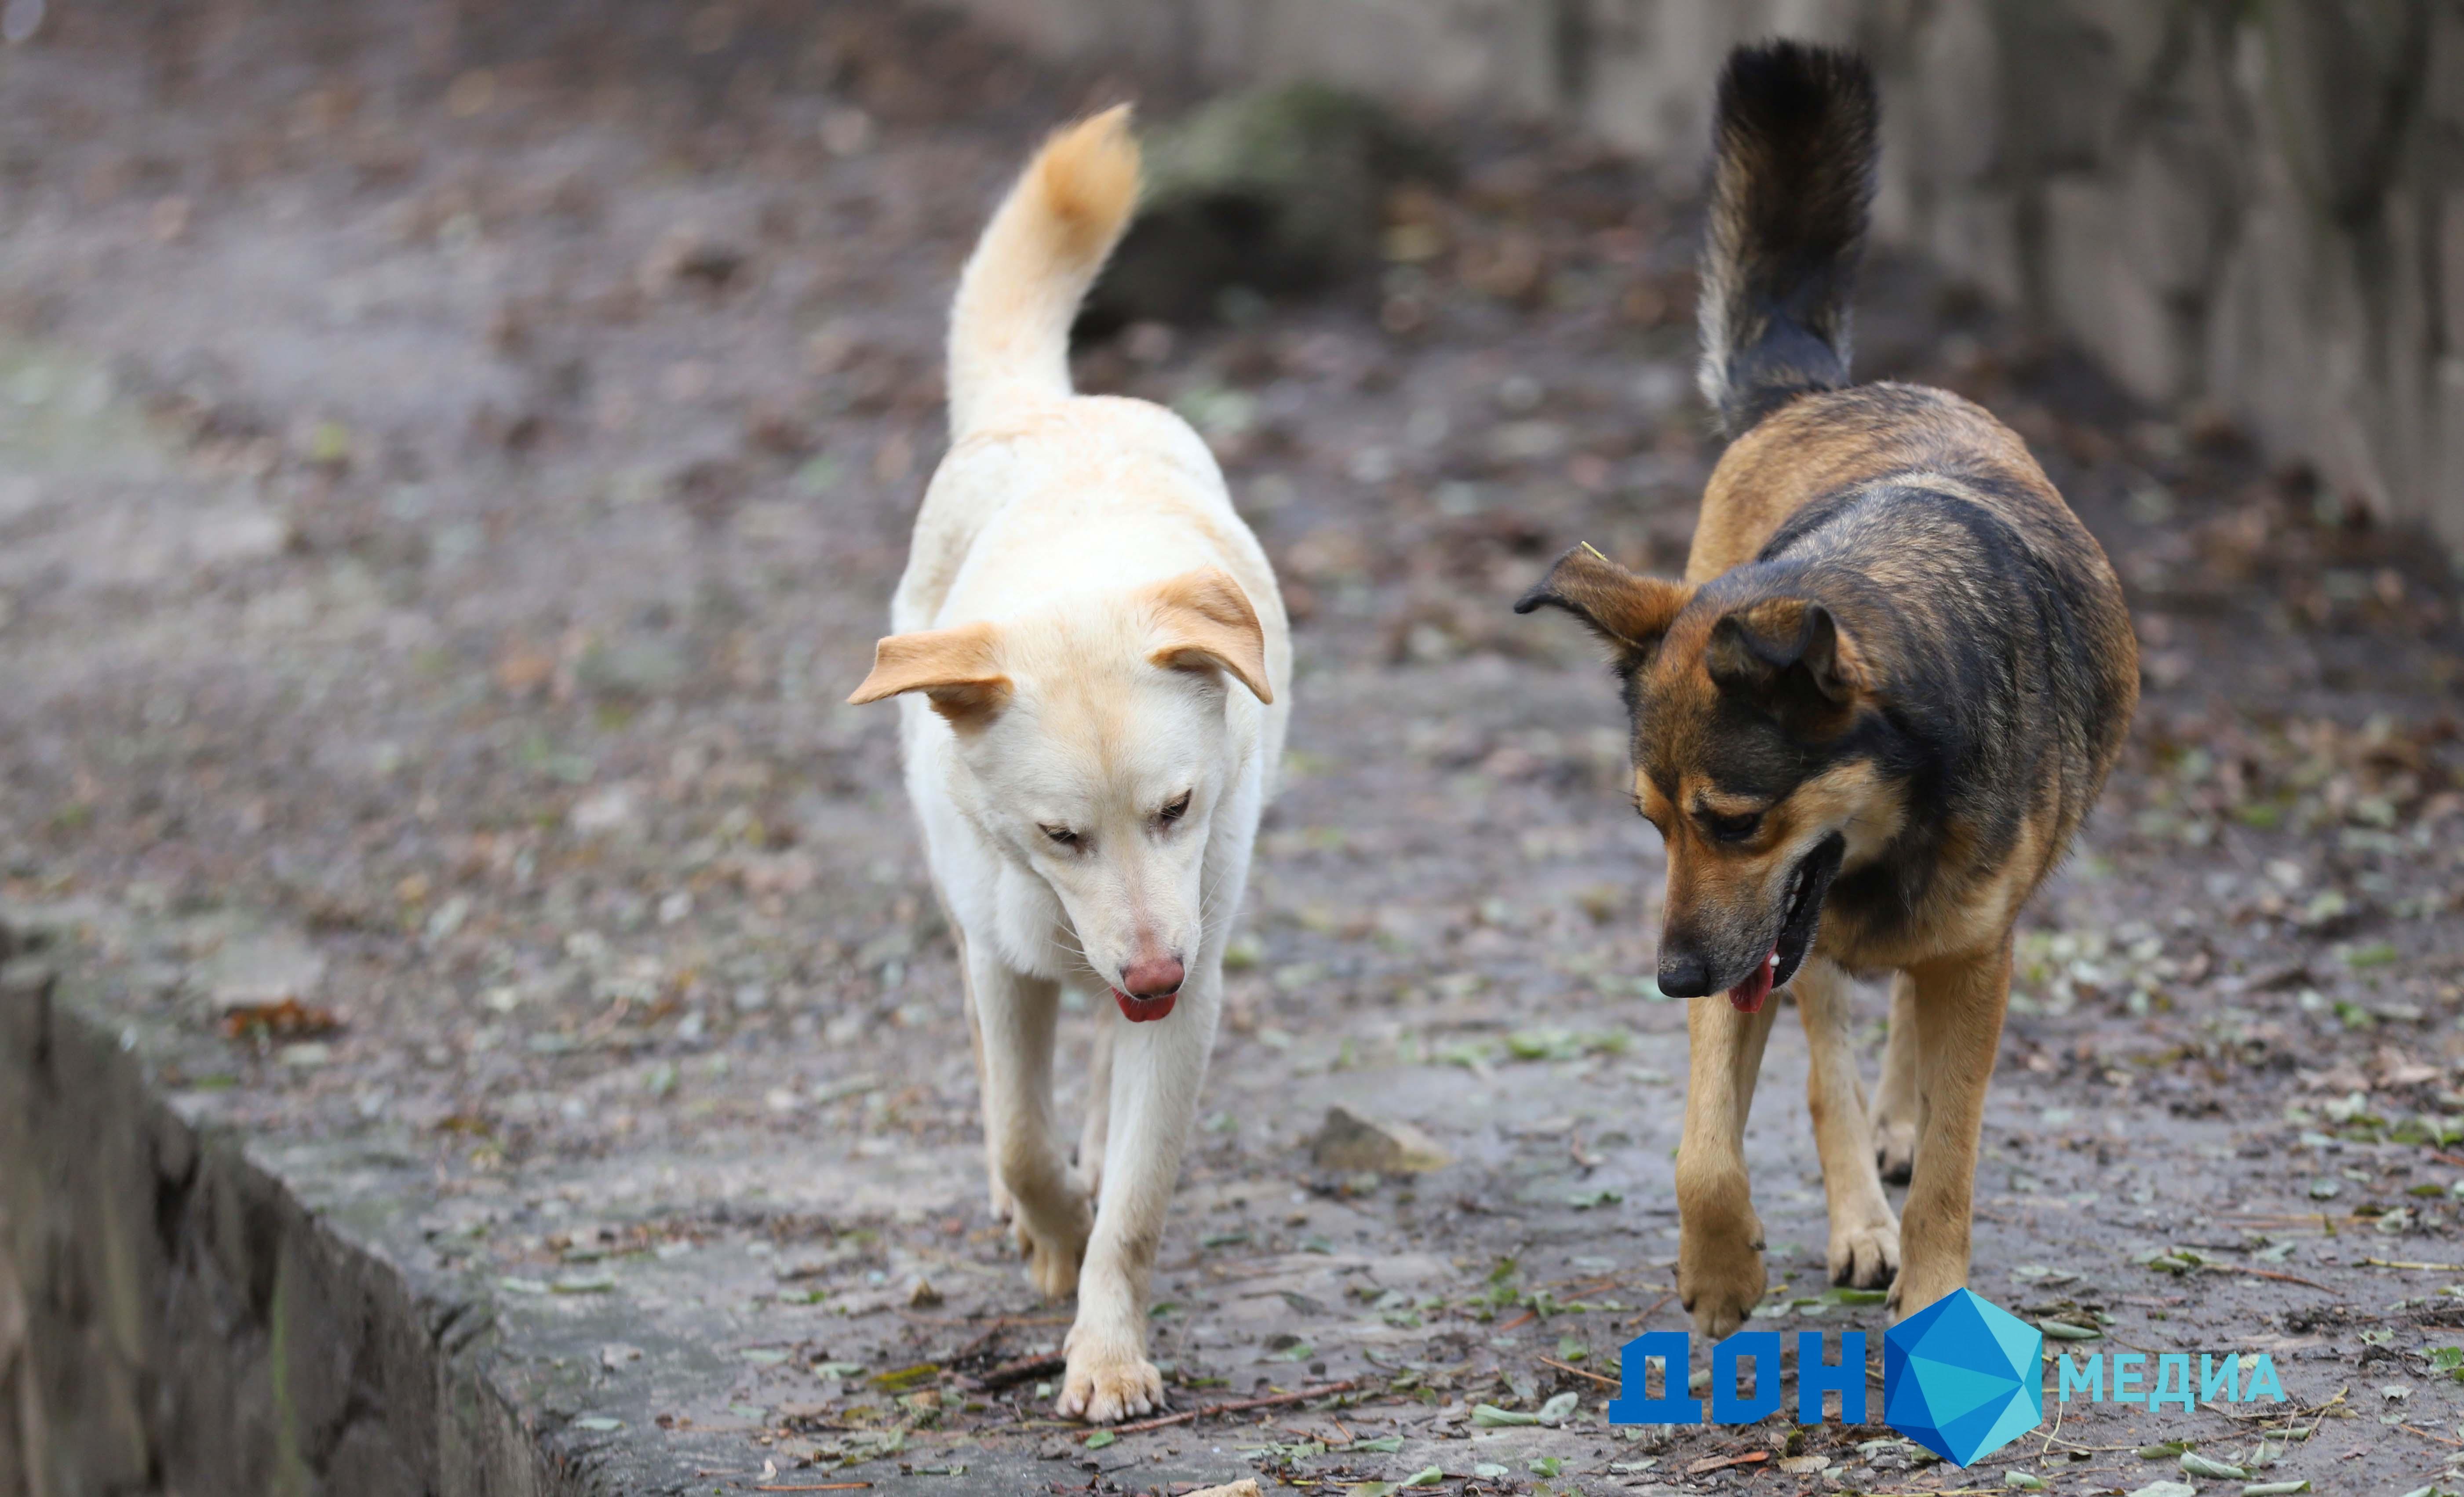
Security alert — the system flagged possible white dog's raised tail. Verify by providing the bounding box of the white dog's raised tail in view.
[946,105,1139,440]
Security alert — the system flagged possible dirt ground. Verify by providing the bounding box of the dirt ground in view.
[4,2,2464,1493]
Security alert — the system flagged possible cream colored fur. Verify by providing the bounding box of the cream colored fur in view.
[849,108,1291,1425]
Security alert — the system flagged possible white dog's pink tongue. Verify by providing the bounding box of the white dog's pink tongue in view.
[1114,988,1177,1023]
[1727,946,1779,1013]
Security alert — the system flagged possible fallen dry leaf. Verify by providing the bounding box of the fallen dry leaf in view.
[1686,1450,1771,1475]
[219,998,341,1042]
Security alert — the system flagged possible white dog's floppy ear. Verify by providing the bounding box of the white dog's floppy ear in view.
[848,621,1011,724]
[1145,568,1273,704]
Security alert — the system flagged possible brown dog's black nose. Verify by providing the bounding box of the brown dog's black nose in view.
[1119,956,1184,998]
[1656,952,1712,999]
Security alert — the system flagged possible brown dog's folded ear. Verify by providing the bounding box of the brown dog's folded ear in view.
[1706,598,1869,705]
[848,621,1012,724]
[1513,543,1693,658]
[1145,567,1273,703]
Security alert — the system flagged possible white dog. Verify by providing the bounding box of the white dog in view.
[849,108,1290,1424]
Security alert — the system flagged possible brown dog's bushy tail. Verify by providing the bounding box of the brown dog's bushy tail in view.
[1696,42,1878,438]
[947,105,1141,440]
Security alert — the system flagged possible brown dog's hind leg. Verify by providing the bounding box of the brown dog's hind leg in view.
[1887,940,2012,1320]
[1676,991,1782,1340]
[1795,958,1902,1289]
[1871,971,1922,1184]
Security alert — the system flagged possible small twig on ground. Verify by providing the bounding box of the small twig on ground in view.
[1622,1291,1677,1328]
[576,994,631,1045]
[966,1351,1065,1391]
[2207,1384,2349,1429]
[1555,1274,1624,1298]
[1538,1355,1617,1388]
[1102,1379,1362,1437]
[2402,1424,2464,1448]
[950,1316,1019,1364]
[1685,1450,1769,1475]
[2362,1257,2464,1273]
[753,1485,872,1493]
[1495,1308,1537,1333]
[2201,1262,2335,1292]
[2035,1385,2066,1458]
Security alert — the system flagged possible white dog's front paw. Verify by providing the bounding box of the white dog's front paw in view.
[1057,1338,1162,1424]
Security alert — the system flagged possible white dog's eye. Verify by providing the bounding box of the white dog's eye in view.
[1157,791,1191,825]
[1039,824,1079,847]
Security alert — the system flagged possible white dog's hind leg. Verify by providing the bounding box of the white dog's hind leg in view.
[1058,967,1220,1424]
[959,943,1016,1226]
[1075,1005,1114,1205]
[970,950,1090,1298]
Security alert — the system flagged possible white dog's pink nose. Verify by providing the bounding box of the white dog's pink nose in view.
[1118,955,1184,998]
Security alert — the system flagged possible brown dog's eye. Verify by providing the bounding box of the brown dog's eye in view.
[1158,791,1192,825]
[1040,824,1079,847]
[1702,809,1762,843]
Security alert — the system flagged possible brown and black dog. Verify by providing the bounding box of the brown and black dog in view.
[1517,42,2136,1336]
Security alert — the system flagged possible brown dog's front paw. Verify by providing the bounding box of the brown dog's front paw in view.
[1677,1223,1767,1340]
[1827,1216,1901,1290]
[1056,1341,1162,1425]
[1885,1264,1963,1322]
[1679,1253,1766,1341]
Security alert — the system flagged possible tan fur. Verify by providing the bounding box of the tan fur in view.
[1522,543,1694,648]
[1793,958,1901,1288]
[849,620,1009,723]
[1144,567,1275,704]
[1872,973,1922,1180]
[1688,391,2065,579]
[947,106,1141,440]
[1890,942,2014,1313]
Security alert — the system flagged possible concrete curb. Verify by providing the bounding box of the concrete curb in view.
[0,926,596,1496]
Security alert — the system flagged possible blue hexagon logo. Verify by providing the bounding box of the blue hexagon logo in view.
[1883,1288,2045,1465]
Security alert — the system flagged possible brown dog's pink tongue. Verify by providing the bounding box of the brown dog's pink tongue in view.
[1114,988,1177,1023]
[1727,946,1778,1013]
